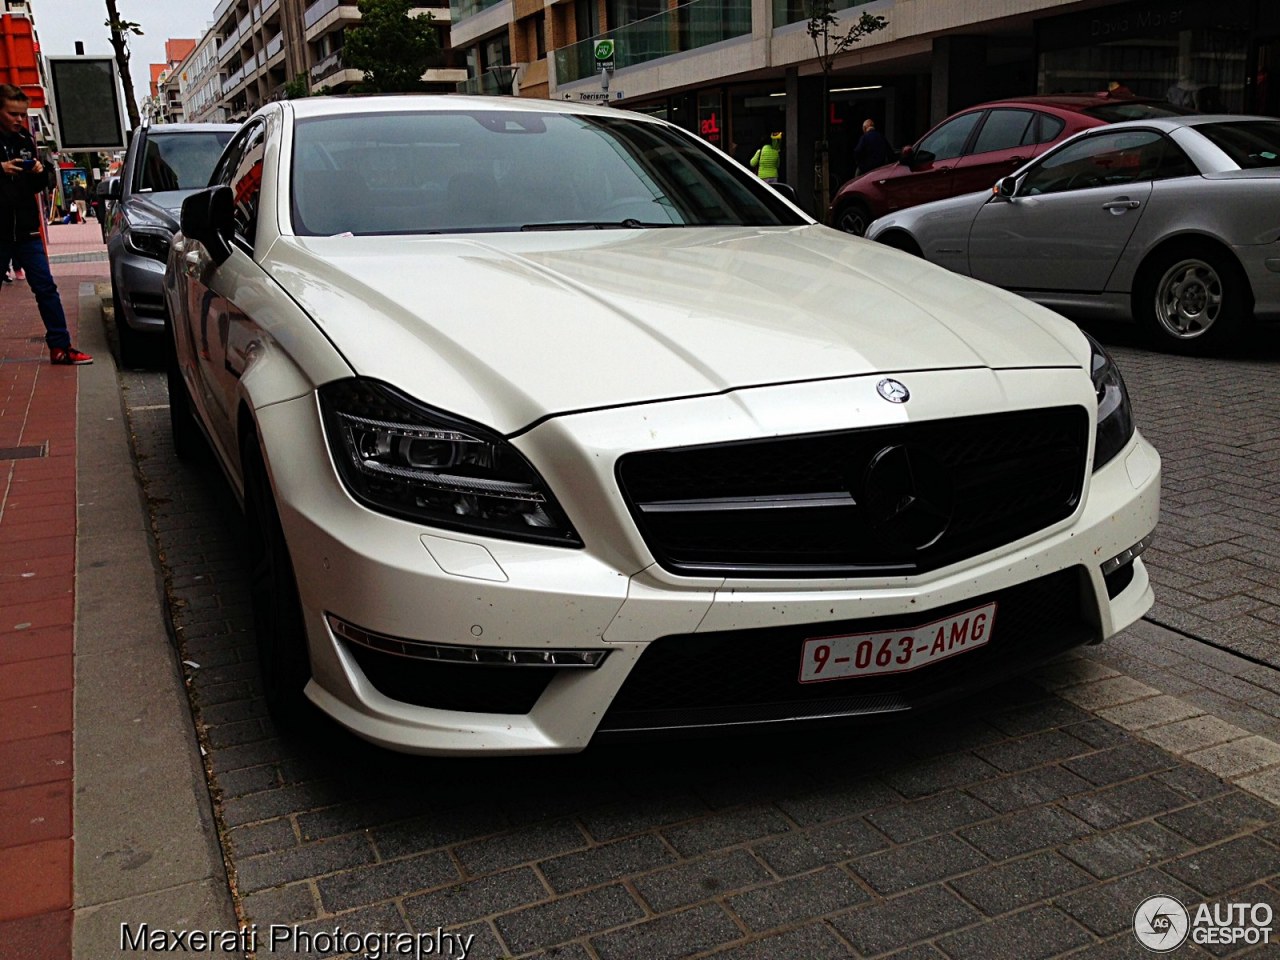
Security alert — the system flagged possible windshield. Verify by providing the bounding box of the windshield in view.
[289,110,803,236]
[137,131,235,193]
[1193,120,1280,169]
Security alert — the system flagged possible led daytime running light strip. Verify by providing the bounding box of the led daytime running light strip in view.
[327,615,608,668]
[1101,534,1152,576]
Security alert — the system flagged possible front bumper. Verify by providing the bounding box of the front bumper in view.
[110,246,168,334]
[257,368,1160,755]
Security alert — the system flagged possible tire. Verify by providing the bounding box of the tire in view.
[1134,244,1248,356]
[242,436,312,727]
[834,200,872,237]
[165,322,205,463]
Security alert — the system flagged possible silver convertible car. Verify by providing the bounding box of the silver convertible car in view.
[866,116,1280,355]
[164,96,1159,754]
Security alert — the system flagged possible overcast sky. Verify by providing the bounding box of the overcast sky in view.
[33,0,217,108]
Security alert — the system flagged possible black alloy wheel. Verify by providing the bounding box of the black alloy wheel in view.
[242,434,312,726]
[834,200,872,237]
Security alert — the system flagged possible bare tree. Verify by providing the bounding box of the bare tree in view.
[104,0,143,130]
[807,4,887,214]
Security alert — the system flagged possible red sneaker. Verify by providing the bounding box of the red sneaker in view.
[50,346,93,365]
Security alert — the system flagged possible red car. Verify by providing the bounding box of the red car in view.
[829,94,1192,235]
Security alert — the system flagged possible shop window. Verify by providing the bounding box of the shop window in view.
[1039,25,1248,113]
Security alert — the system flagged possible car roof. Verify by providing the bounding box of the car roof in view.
[962,93,1172,113]
[280,94,658,124]
[1068,113,1275,133]
[143,122,240,134]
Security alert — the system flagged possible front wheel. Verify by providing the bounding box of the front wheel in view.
[242,436,312,726]
[834,200,872,237]
[165,323,205,462]
[1134,246,1247,355]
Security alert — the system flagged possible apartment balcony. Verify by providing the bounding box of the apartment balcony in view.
[265,32,285,61]
[553,0,751,85]
[455,65,518,95]
[449,0,503,24]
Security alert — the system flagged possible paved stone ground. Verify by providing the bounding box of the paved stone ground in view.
[108,308,1280,960]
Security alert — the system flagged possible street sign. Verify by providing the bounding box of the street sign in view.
[593,39,615,72]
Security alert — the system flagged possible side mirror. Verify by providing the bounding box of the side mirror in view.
[180,186,234,266]
[993,176,1018,201]
[107,179,122,201]
[898,145,914,165]
[770,182,799,205]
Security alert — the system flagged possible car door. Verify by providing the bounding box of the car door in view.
[182,121,269,465]
[950,108,1040,196]
[966,128,1164,293]
[880,110,983,212]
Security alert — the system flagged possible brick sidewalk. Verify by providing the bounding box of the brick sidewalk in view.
[0,220,107,960]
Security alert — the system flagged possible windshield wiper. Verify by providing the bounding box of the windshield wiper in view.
[520,219,677,231]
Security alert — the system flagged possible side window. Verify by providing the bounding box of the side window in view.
[917,111,982,162]
[1020,130,1165,196]
[211,127,250,188]
[971,109,1036,154]
[229,124,267,246]
[1035,113,1066,144]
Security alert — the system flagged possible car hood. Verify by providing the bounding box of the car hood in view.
[266,225,1085,433]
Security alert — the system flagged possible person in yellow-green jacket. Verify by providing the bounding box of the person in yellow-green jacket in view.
[750,131,782,183]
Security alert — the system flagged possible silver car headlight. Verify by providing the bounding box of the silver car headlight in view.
[122,225,172,261]
[1087,333,1134,471]
[319,379,582,546]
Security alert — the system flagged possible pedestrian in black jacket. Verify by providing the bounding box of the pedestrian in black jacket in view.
[0,83,91,364]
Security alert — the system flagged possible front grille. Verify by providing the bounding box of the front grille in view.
[596,567,1096,734]
[616,406,1089,578]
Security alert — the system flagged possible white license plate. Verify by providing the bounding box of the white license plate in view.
[799,602,998,683]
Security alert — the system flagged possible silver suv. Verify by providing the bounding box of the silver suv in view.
[106,121,237,366]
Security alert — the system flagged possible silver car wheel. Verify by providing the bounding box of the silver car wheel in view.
[1154,257,1223,340]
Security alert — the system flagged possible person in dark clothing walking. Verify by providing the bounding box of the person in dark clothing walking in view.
[0,84,91,365]
[853,118,893,176]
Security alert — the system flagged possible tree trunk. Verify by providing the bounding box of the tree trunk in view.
[105,0,141,130]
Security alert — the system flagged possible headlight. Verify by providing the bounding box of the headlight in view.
[123,225,172,261]
[1086,333,1134,471]
[319,379,582,547]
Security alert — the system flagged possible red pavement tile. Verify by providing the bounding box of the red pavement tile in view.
[0,732,71,790]
[0,517,75,547]
[0,578,74,607]
[0,625,72,664]
[0,596,74,634]
[0,781,72,847]
[0,909,71,960]
[0,839,72,920]
[0,691,72,743]
[0,655,72,701]
[0,533,74,568]
[0,483,77,508]
[0,553,74,581]
[6,456,75,482]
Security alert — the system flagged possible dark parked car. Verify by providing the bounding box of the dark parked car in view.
[828,94,1192,235]
[106,120,237,366]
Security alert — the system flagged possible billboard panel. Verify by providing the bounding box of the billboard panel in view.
[46,56,128,151]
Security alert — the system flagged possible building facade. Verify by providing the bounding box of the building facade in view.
[447,0,1280,214]
[181,0,466,123]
